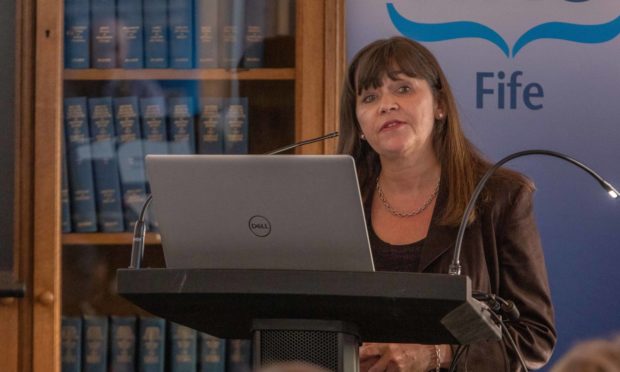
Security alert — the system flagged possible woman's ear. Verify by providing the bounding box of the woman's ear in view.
[435,99,446,120]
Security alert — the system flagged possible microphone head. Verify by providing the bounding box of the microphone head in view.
[599,178,618,199]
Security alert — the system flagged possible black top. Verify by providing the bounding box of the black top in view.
[369,225,425,272]
[365,186,426,273]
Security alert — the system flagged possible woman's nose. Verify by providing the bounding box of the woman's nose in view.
[379,97,399,113]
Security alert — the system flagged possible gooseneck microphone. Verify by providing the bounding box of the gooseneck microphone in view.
[267,131,339,155]
[449,149,619,276]
[448,151,617,372]
[128,131,340,269]
[129,195,153,269]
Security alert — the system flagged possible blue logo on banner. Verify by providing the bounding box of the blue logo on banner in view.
[387,3,620,57]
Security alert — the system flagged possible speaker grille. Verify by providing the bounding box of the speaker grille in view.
[259,330,339,371]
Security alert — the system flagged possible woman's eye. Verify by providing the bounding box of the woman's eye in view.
[361,94,376,103]
[397,85,411,94]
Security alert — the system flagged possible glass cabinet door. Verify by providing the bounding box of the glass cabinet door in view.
[59,1,323,371]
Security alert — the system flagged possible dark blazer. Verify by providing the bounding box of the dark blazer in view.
[421,175,557,371]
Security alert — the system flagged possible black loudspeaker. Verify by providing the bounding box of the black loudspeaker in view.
[252,319,360,372]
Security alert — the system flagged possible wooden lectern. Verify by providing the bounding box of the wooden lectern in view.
[117,268,500,372]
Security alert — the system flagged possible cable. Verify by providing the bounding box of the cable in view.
[448,344,468,372]
[487,310,529,372]
[473,291,520,322]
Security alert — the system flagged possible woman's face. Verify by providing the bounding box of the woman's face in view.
[355,72,440,161]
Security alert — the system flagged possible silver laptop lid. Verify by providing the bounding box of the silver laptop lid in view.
[146,155,375,271]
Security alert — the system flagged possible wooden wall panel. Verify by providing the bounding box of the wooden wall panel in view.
[323,0,346,154]
[0,0,35,370]
[295,1,325,154]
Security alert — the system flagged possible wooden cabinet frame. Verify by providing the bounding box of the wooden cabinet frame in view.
[10,0,346,371]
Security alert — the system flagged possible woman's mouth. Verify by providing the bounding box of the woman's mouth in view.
[380,120,405,131]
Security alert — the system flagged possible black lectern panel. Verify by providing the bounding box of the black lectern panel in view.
[117,269,500,345]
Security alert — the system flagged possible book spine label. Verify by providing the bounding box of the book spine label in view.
[243,0,266,68]
[199,333,226,372]
[63,97,98,232]
[168,97,196,154]
[90,0,117,68]
[223,97,249,154]
[226,339,252,372]
[82,316,109,372]
[143,0,169,68]
[170,323,198,372]
[88,97,125,232]
[218,0,245,68]
[169,0,194,68]
[64,0,90,68]
[61,316,83,372]
[194,0,218,68]
[110,316,137,372]
[113,96,147,231]
[197,97,224,154]
[138,317,166,372]
[139,97,169,157]
[117,0,144,68]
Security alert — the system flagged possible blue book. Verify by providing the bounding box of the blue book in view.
[223,97,249,154]
[113,96,148,231]
[169,0,194,68]
[242,0,266,68]
[198,333,225,372]
[138,317,166,372]
[168,97,196,154]
[169,323,197,372]
[61,317,82,372]
[226,339,251,372]
[61,137,72,232]
[197,97,224,154]
[143,0,168,68]
[82,316,109,372]
[117,0,144,68]
[90,0,116,68]
[64,0,90,68]
[88,97,125,232]
[63,97,98,232]
[194,0,218,68]
[109,316,137,372]
[218,0,245,69]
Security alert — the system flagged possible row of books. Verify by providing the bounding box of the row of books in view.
[62,95,249,233]
[65,0,281,69]
[61,315,251,372]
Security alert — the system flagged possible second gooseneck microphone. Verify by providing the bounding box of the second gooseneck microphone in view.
[449,149,619,276]
[267,131,339,155]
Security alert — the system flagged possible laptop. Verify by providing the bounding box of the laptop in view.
[145,155,375,272]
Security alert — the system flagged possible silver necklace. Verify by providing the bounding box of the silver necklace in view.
[376,176,440,218]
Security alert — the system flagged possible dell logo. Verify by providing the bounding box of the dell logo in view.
[249,215,271,237]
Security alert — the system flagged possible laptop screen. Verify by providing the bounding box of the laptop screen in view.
[146,155,375,272]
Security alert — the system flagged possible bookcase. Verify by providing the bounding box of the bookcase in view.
[2,0,346,371]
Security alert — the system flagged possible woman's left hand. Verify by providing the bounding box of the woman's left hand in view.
[359,343,438,372]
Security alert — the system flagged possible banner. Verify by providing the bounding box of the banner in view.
[346,0,620,368]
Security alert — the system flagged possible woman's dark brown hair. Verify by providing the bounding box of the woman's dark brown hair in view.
[337,36,519,226]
